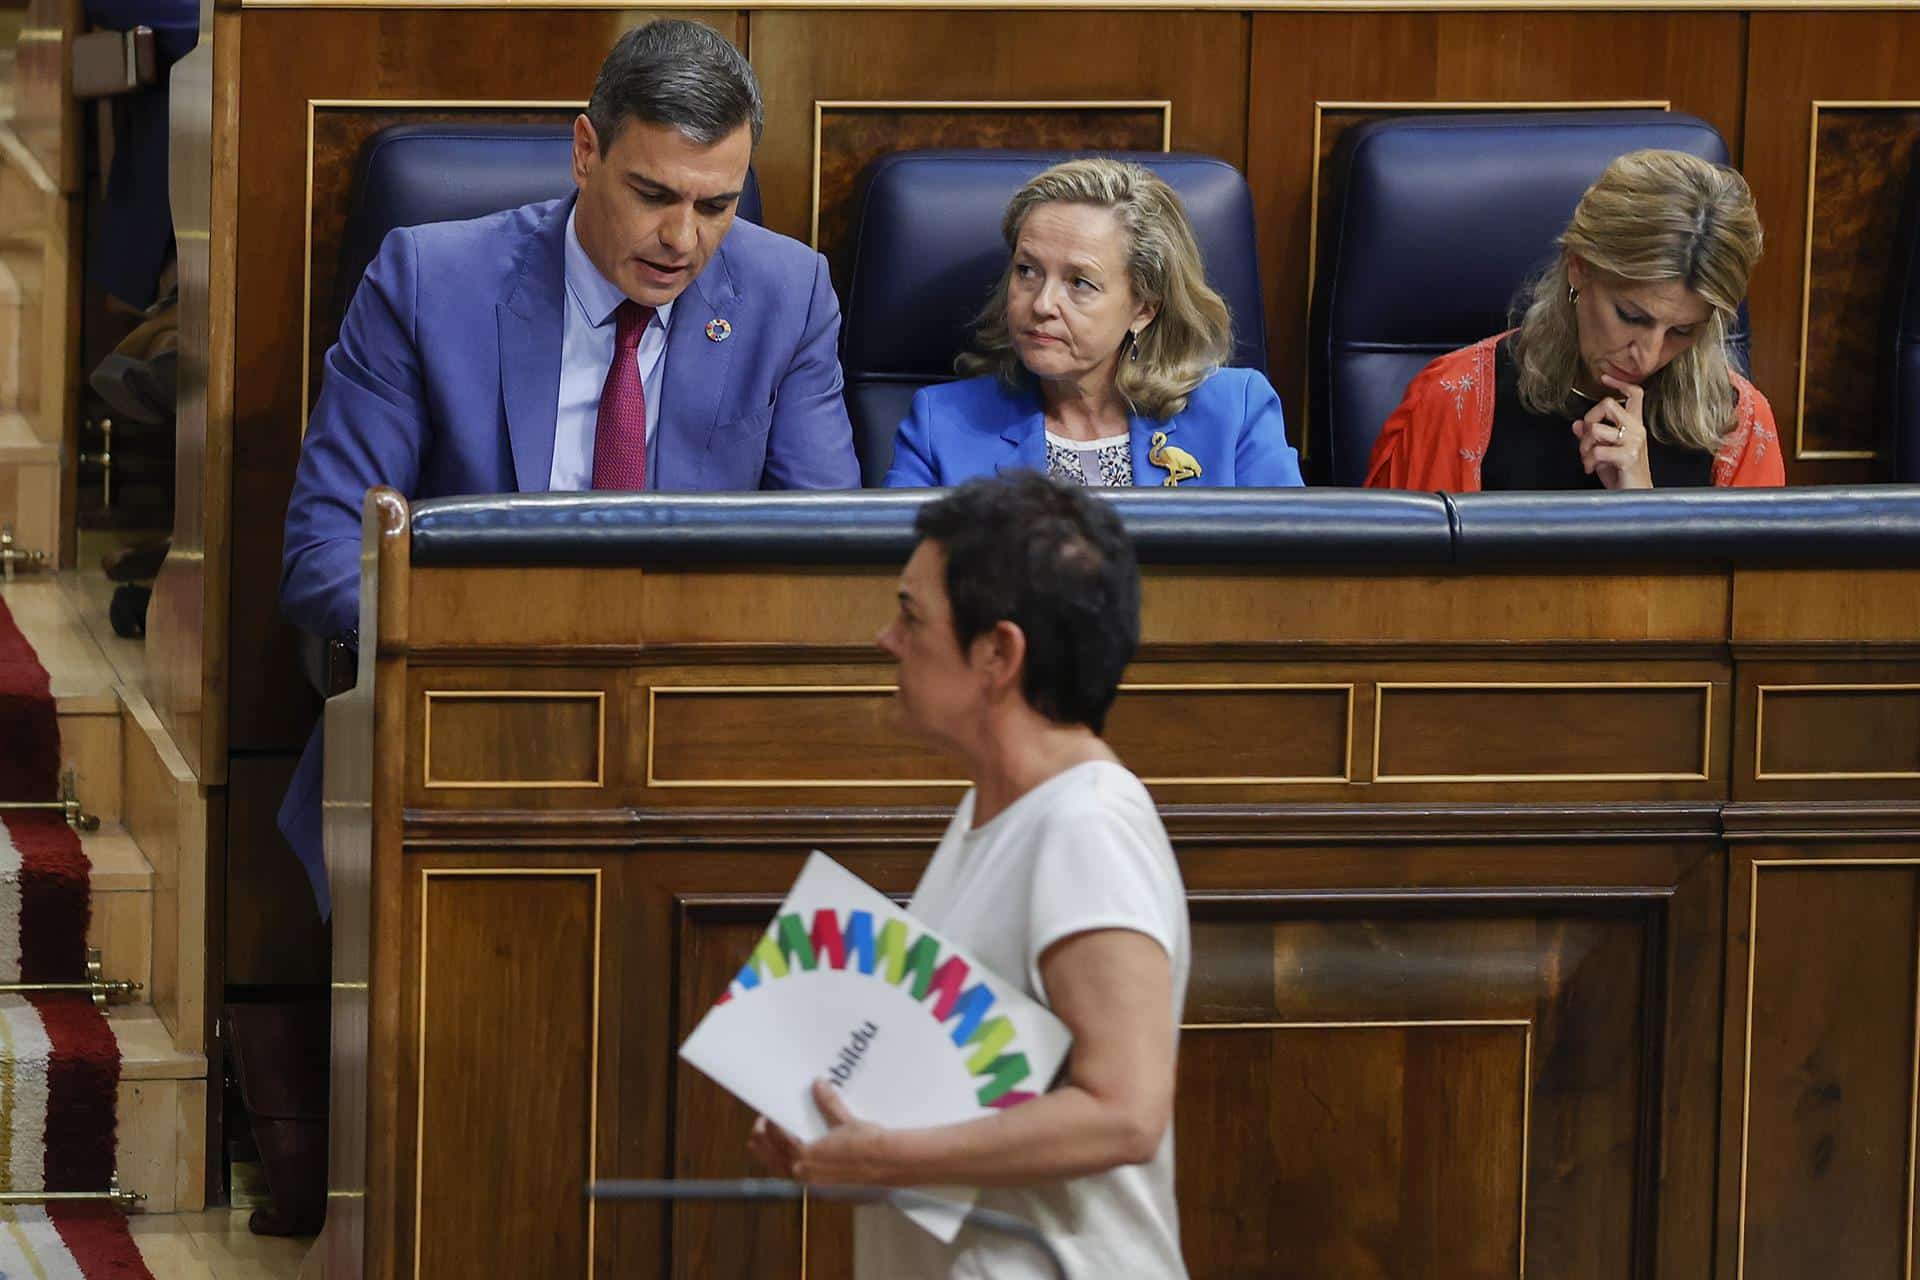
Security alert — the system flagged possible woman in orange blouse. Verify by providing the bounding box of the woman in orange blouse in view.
[1366,150,1782,491]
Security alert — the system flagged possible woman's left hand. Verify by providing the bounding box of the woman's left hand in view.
[1572,374,1654,490]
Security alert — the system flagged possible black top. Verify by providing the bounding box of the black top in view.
[1480,337,1715,490]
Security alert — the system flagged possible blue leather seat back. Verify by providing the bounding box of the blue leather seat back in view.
[1312,110,1748,486]
[1890,154,1920,482]
[842,149,1269,486]
[332,122,763,325]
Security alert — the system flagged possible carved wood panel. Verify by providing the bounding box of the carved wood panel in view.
[408,869,604,1279]
[811,102,1167,298]
[1798,105,1920,462]
[1721,849,1920,1280]
[1742,11,1920,483]
[664,881,1683,1278]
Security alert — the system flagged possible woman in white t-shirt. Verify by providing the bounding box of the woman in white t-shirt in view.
[750,473,1191,1279]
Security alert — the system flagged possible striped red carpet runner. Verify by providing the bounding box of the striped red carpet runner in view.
[0,593,150,1277]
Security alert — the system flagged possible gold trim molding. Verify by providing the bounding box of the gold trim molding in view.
[1371,680,1714,783]
[422,689,607,789]
[301,97,585,440]
[646,684,969,789]
[415,868,605,1280]
[808,99,1173,249]
[644,681,1355,789]
[1794,100,1920,462]
[1736,857,1920,1280]
[1753,682,1920,781]
[1299,99,1669,459]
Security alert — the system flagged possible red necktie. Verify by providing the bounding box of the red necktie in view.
[590,300,655,490]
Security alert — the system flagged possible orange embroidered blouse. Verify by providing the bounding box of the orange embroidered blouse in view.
[1363,334,1785,491]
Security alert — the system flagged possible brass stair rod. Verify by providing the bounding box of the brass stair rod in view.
[0,771,102,831]
[0,952,142,1008]
[0,1174,145,1210]
[0,978,143,1003]
[0,525,48,583]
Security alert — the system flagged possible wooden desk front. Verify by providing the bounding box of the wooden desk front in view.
[311,491,1920,1280]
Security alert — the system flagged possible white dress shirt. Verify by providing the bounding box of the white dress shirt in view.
[549,207,672,491]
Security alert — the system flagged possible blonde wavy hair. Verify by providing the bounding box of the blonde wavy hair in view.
[958,158,1233,421]
[1510,149,1764,453]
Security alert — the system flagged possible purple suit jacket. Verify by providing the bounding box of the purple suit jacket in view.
[279,194,858,913]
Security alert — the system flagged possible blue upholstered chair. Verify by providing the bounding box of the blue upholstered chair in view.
[1310,110,1749,487]
[1889,155,1920,482]
[840,149,1269,487]
[331,122,763,325]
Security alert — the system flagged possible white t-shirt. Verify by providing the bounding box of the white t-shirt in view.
[853,760,1191,1280]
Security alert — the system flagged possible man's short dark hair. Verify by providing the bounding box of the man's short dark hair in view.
[587,20,764,153]
[914,473,1141,735]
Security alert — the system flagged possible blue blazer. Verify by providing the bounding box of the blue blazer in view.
[278,195,859,914]
[283,193,858,643]
[882,367,1303,488]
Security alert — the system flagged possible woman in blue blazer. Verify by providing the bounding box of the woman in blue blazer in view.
[884,158,1302,489]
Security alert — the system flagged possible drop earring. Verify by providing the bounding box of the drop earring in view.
[1567,284,1581,305]
[1127,330,1141,361]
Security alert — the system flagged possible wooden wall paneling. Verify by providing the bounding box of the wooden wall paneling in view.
[402,566,1733,652]
[599,653,1729,811]
[1717,840,1920,1280]
[658,837,1717,1280]
[402,665,627,809]
[1732,567,1920,648]
[1744,12,1920,483]
[671,901,804,1278]
[811,101,1167,298]
[748,10,1250,260]
[318,489,408,1280]
[400,863,615,1280]
[1246,11,1745,465]
[12,0,82,193]
[1799,105,1920,467]
[1180,1016,1531,1276]
[1733,659,1920,803]
[1175,840,1718,1279]
[225,753,329,986]
[229,10,745,756]
[149,2,233,782]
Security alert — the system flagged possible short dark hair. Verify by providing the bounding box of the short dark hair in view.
[586,20,764,154]
[913,473,1141,734]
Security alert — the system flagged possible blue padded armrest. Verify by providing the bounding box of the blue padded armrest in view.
[407,487,1920,569]
[409,489,1455,567]
[1448,487,1920,564]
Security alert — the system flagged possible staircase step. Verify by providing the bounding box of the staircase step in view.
[85,823,152,995]
[112,1006,207,1214]
[84,823,152,892]
[111,1004,205,1081]
[0,406,51,463]
[3,575,128,823]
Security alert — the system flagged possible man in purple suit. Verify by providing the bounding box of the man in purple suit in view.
[279,20,858,912]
